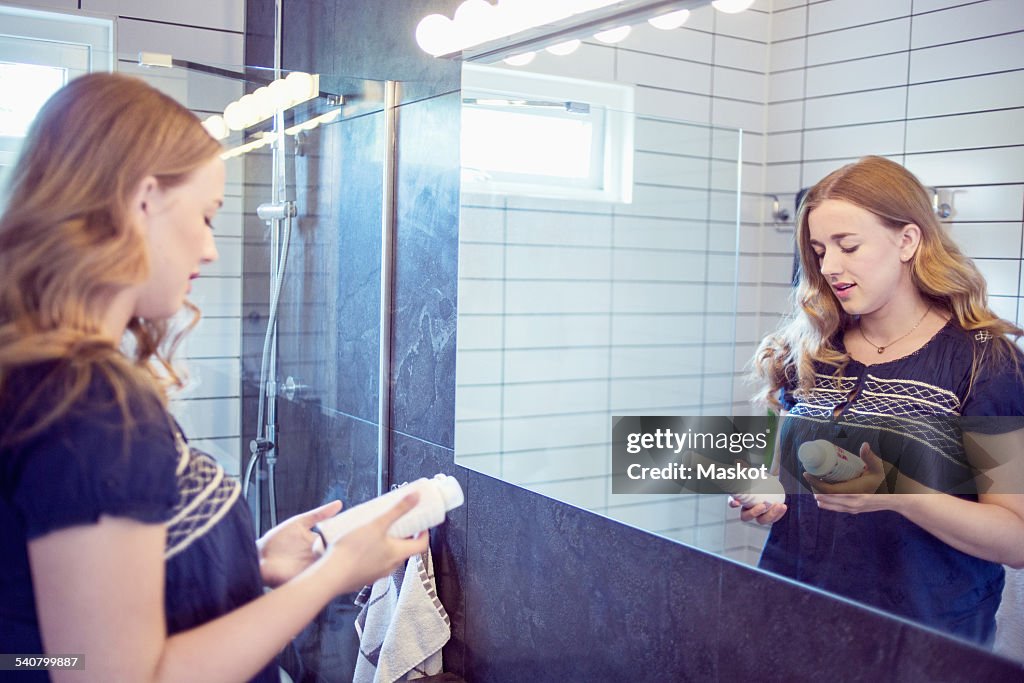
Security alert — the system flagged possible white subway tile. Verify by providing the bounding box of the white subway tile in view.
[613,247,709,282]
[634,151,712,189]
[937,185,1024,222]
[805,52,908,98]
[611,314,709,345]
[803,121,905,161]
[769,37,806,72]
[115,18,242,66]
[801,156,864,186]
[772,6,808,42]
[807,18,910,66]
[636,117,715,156]
[456,314,503,351]
[721,128,752,161]
[773,0,807,10]
[454,418,502,457]
[626,25,714,63]
[505,347,610,383]
[454,349,503,385]
[711,95,765,132]
[905,109,1024,154]
[809,0,911,34]
[945,223,1024,261]
[804,87,907,129]
[502,412,608,452]
[907,71,1024,119]
[635,86,711,123]
[506,280,611,314]
[503,381,608,418]
[767,131,803,164]
[626,185,711,220]
[176,358,239,400]
[189,276,239,317]
[714,35,769,72]
[766,100,803,133]
[712,63,770,104]
[169,397,239,440]
[459,206,506,243]
[505,313,610,348]
[763,161,803,194]
[504,444,609,483]
[974,259,1020,297]
[506,244,611,280]
[715,7,771,42]
[188,437,240,476]
[455,385,502,421]
[904,146,1024,186]
[506,209,612,248]
[911,0,1024,50]
[695,522,726,553]
[685,3,717,33]
[613,216,709,251]
[458,243,504,280]
[613,281,706,314]
[181,316,240,359]
[457,279,503,315]
[8,0,78,9]
[617,50,713,95]
[990,295,1019,323]
[609,376,703,410]
[610,345,707,378]
[768,69,805,101]
[909,32,1024,83]
[913,0,980,10]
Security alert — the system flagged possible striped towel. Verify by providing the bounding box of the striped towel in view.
[353,546,450,682]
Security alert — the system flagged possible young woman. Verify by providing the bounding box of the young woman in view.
[0,73,427,682]
[746,155,1024,644]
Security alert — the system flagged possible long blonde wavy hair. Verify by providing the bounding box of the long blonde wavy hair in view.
[752,155,1022,410]
[0,72,221,442]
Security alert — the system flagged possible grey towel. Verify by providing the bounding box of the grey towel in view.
[353,547,450,682]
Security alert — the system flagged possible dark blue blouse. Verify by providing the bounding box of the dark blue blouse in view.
[0,361,277,682]
[761,319,1024,644]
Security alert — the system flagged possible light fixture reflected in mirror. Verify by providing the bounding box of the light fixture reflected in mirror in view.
[648,8,690,29]
[503,51,537,66]
[711,0,755,13]
[594,25,631,43]
[546,39,582,55]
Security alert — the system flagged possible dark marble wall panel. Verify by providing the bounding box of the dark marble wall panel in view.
[390,91,461,450]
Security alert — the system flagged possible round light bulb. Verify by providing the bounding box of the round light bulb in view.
[251,86,274,121]
[503,51,537,66]
[546,39,581,56]
[202,114,230,140]
[284,71,316,103]
[594,25,631,43]
[416,13,458,56]
[237,94,259,127]
[711,0,755,14]
[453,0,498,50]
[223,101,247,130]
[648,9,690,30]
[267,79,290,111]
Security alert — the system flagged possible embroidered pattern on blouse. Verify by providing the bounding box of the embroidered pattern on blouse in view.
[791,373,859,419]
[790,372,967,467]
[165,433,240,560]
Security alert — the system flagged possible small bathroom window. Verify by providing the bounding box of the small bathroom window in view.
[461,63,634,203]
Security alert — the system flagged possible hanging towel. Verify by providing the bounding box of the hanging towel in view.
[996,566,1024,662]
[353,546,450,682]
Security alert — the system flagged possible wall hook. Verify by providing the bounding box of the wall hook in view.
[767,194,794,232]
[930,187,953,219]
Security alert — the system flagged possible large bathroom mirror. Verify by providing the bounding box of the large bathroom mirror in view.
[453,0,1024,658]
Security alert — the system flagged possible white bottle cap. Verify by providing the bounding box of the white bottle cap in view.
[433,474,464,511]
[797,440,829,474]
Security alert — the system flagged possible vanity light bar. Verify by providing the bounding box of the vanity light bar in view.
[202,71,321,140]
[218,107,343,160]
[417,0,754,61]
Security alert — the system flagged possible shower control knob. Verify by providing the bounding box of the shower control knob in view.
[249,438,275,456]
[283,376,308,401]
